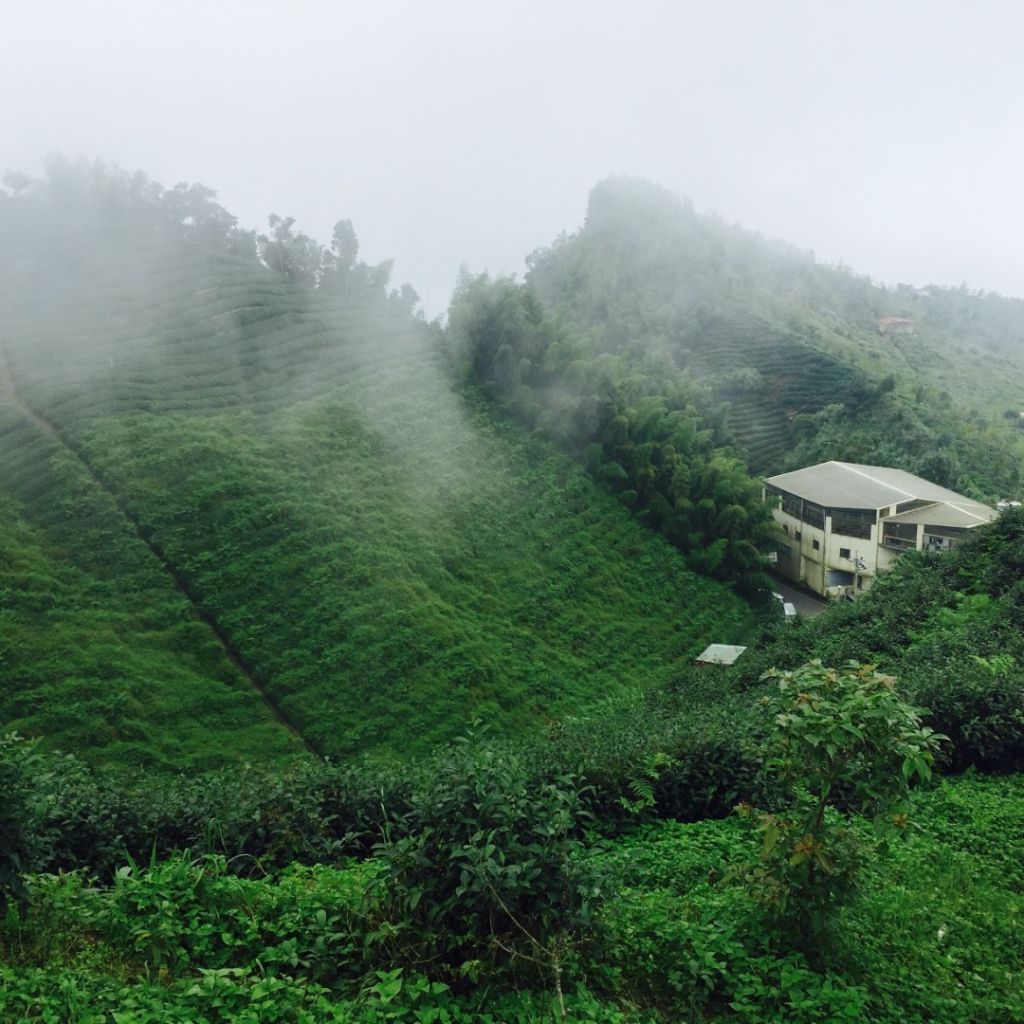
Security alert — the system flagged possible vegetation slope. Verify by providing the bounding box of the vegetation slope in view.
[488,176,1024,500]
[1,163,1022,1023]
[0,161,753,767]
[3,511,1024,1022]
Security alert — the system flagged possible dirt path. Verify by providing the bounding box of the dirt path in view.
[0,350,322,758]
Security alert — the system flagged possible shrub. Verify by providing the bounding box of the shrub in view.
[908,656,1024,771]
[0,734,52,918]
[370,734,602,998]
[103,852,376,986]
[732,662,942,947]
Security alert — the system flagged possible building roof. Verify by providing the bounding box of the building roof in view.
[766,461,994,518]
[879,316,914,325]
[696,643,747,665]
[882,502,995,528]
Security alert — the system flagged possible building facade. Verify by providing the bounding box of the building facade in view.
[764,461,996,599]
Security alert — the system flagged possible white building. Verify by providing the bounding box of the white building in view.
[764,461,996,599]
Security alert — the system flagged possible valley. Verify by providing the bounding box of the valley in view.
[1,162,1022,1023]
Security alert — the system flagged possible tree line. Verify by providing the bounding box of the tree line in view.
[2,155,420,314]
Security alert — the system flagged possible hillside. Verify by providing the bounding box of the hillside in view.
[0,163,754,768]
[1,163,1023,1023]
[3,511,1024,1022]
[524,178,1024,501]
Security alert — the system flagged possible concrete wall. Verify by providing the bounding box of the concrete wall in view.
[772,508,882,597]
[771,507,827,593]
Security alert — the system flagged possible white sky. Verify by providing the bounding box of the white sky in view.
[4,0,1024,315]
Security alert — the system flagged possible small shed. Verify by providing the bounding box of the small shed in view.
[696,643,748,667]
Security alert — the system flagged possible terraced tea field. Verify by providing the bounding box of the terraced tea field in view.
[686,315,862,471]
[0,203,755,766]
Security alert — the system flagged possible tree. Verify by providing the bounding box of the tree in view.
[257,214,323,287]
[733,661,943,949]
[331,218,359,270]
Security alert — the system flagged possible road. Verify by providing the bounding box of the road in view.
[768,573,828,618]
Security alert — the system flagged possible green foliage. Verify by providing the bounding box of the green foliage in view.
[736,508,1024,772]
[0,161,752,769]
[591,777,1024,1022]
[617,752,673,817]
[4,159,1024,1023]
[0,462,300,768]
[371,733,599,991]
[75,403,749,761]
[15,674,762,883]
[2,768,1023,1022]
[0,734,52,919]
[594,822,873,1022]
[446,273,774,590]
[103,853,375,986]
[522,176,1024,501]
[0,964,354,1023]
[733,662,942,945]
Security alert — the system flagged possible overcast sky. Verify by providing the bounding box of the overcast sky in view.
[4,1,1024,314]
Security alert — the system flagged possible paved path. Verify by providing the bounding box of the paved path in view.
[768,573,828,617]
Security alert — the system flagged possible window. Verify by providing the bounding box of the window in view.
[882,522,917,550]
[839,547,851,559]
[767,484,802,519]
[795,530,802,541]
[812,539,820,551]
[831,508,875,540]
[782,524,789,535]
[803,502,825,530]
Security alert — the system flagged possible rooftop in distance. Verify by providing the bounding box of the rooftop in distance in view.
[765,461,995,519]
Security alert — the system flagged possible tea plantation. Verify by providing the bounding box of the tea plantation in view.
[0,171,753,766]
[1,163,1022,1022]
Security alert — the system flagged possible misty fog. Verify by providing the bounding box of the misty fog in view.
[5,0,1024,315]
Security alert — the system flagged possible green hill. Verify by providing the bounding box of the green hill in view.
[2,162,1023,1024]
[523,177,1024,501]
[0,162,753,768]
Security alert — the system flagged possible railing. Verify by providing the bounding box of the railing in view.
[881,533,917,551]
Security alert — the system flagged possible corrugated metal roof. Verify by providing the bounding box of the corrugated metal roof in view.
[882,502,996,528]
[766,461,994,515]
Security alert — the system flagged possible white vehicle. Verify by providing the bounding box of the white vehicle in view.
[772,592,798,618]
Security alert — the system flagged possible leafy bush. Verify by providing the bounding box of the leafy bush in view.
[0,734,52,918]
[103,852,376,986]
[732,662,941,945]
[0,964,353,1023]
[371,734,601,994]
[598,881,870,1022]
[909,656,1024,771]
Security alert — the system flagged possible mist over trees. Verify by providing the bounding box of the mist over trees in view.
[3,157,1024,1021]
[445,272,773,591]
[518,177,1024,502]
[2,155,417,312]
